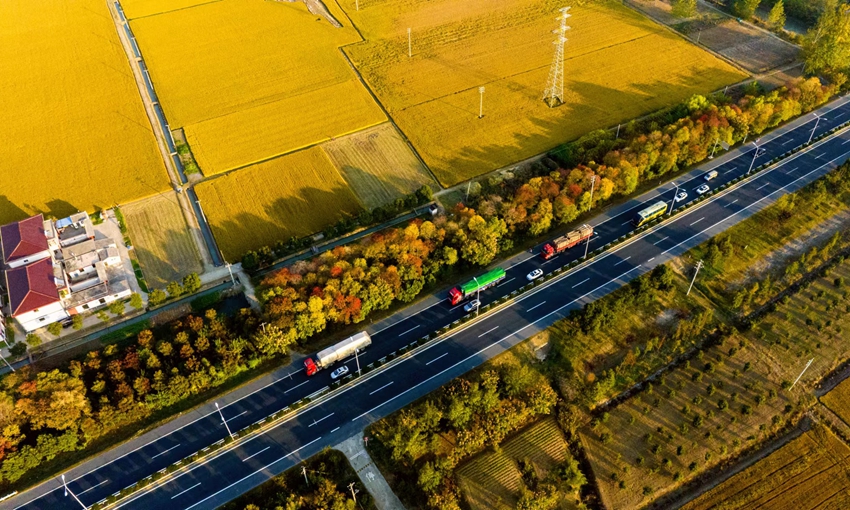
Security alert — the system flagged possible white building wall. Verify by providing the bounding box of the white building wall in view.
[69,288,132,315]
[15,302,68,332]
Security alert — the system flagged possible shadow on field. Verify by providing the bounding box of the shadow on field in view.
[0,196,29,224]
[134,228,203,288]
[339,163,425,209]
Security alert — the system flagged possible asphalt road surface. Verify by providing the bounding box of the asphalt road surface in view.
[11,95,850,510]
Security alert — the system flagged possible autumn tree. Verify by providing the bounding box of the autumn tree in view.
[767,0,787,29]
[804,0,850,77]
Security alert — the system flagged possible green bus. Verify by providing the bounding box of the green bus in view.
[633,201,667,227]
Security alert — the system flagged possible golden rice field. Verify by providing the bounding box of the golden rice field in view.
[822,377,850,427]
[456,417,571,510]
[682,426,850,510]
[130,0,386,175]
[323,123,437,209]
[339,0,746,186]
[0,0,167,225]
[194,147,363,259]
[121,0,219,19]
[122,193,202,288]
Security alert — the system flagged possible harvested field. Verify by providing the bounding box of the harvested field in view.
[130,0,385,175]
[194,147,363,259]
[341,0,745,186]
[823,377,850,427]
[456,417,570,510]
[323,123,437,209]
[0,0,168,225]
[692,19,800,74]
[681,426,850,510]
[122,193,202,288]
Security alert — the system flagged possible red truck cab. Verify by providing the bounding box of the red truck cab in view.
[304,358,319,376]
[541,243,557,260]
[448,287,463,306]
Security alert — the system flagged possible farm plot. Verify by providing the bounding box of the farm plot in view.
[681,425,850,510]
[823,377,850,427]
[122,193,202,288]
[340,0,745,186]
[0,0,168,225]
[323,123,437,209]
[456,417,573,510]
[194,147,363,259]
[690,20,800,74]
[130,0,386,175]
[121,0,219,19]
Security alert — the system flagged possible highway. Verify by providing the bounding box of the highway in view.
[10,94,850,510]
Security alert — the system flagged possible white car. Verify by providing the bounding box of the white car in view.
[330,366,349,380]
[464,299,481,313]
[527,269,544,281]
[695,184,710,195]
[675,191,688,202]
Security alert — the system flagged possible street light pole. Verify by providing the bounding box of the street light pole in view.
[746,139,763,175]
[215,402,234,440]
[62,474,88,509]
[709,137,719,159]
[473,276,480,317]
[686,260,703,296]
[478,86,485,119]
[668,182,679,215]
[807,113,825,144]
[354,346,361,377]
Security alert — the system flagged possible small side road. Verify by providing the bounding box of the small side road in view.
[334,434,406,510]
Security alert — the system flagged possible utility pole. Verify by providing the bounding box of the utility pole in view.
[355,0,359,10]
[543,7,571,107]
[478,86,485,119]
[215,402,234,440]
[668,181,679,215]
[615,123,621,139]
[686,260,703,296]
[465,180,471,202]
[225,261,235,286]
[0,348,14,372]
[789,358,814,390]
[348,482,359,503]
[808,112,825,144]
[407,28,412,58]
[302,466,309,485]
[62,474,88,509]
[709,136,719,159]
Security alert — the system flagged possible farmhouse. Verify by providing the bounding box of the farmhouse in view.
[1,212,132,333]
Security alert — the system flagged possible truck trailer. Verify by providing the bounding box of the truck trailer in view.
[541,224,593,260]
[448,268,506,305]
[304,331,372,376]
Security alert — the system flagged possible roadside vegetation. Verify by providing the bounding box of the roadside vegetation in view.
[255,77,838,349]
[365,160,850,509]
[221,449,373,510]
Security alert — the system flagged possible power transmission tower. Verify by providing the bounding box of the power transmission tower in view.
[543,7,571,108]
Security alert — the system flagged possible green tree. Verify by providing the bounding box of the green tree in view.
[25,334,42,349]
[149,289,167,306]
[129,293,143,309]
[108,300,125,315]
[8,342,27,357]
[46,322,62,336]
[733,0,761,19]
[767,0,787,29]
[672,0,698,18]
[166,281,184,299]
[804,0,850,76]
[418,461,442,493]
[251,324,293,356]
[72,315,84,330]
[182,272,202,294]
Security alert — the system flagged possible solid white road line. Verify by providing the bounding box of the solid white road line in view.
[369,382,394,396]
[572,278,590,288]
[151,444,181,459]
[170,483,201,500]
[284,381,310,394]
[526,301,546,312]
[425,353,448,366]
[756,183,770,191]
[399,325,420,336]
[77,480,109,496]
[308,413,335,427]
[653,237,669,246]
[224,411,247,423]
[184,438,322,510]
[478,326,499,338]
[614,256,632,266]
[497,277,516,287]
[350,266,643,423]
[690,217,705,226]
[241,447,270,463]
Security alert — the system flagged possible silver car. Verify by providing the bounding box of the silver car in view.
[464,299,481,312]
[330,366,349,380]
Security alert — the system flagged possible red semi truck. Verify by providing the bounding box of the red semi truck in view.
[304,331,372,376]
[541,225,593,260]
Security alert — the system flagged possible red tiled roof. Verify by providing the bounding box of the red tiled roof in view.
[1,215,48,264]
[5,259,60,316]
